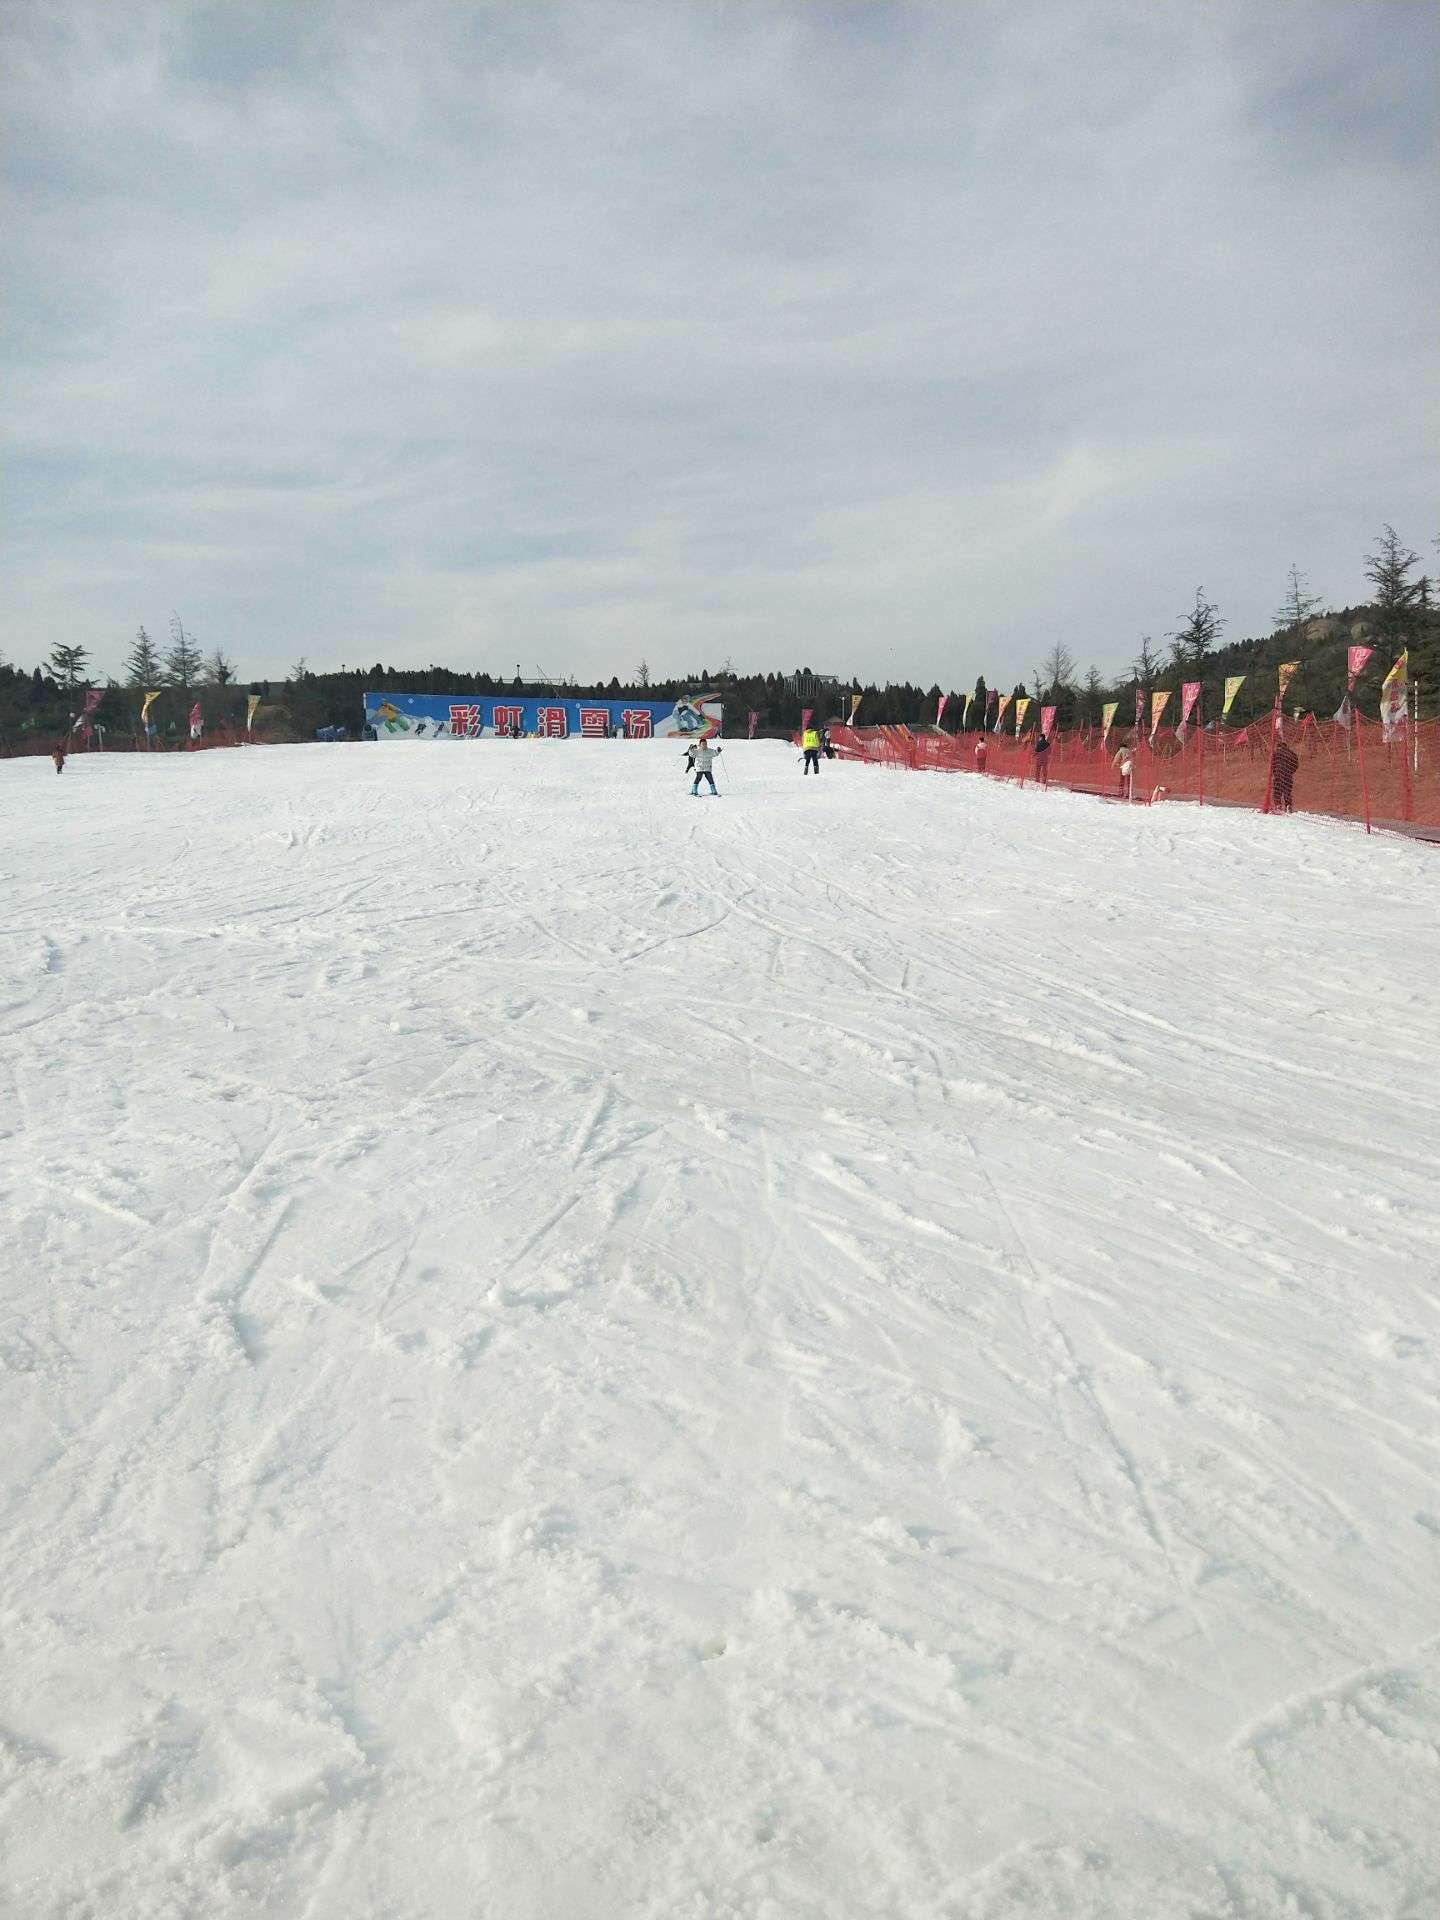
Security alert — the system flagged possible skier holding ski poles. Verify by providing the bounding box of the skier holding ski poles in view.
[690,741,721,796]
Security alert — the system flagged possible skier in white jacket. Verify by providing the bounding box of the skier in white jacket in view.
[690,741,721,796]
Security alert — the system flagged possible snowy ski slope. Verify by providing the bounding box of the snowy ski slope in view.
[3,741,1438,1919]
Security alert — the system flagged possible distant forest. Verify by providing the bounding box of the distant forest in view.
[2,526,1435,748]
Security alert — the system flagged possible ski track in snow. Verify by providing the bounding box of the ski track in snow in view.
[2,741,1438,1919]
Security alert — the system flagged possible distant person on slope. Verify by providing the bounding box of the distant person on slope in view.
[1113,743,1134,800]
[974,736,988,772]
[821,726,836,760]
[52,741,67,774]
[1271,738,1299,814]
[690,741,721,796]
[801,725,822,775]
[1033,727,1051,786]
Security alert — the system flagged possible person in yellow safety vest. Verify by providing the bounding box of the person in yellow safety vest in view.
[801,725,822,775]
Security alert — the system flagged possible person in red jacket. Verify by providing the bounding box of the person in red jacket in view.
[974,736,988,772]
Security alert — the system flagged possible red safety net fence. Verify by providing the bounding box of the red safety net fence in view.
[829,718,1440,839]
[2,725,255,759]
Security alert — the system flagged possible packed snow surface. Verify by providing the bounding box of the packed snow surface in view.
[3,741,1439,1920]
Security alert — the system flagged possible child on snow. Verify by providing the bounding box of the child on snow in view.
[691,742,721,795]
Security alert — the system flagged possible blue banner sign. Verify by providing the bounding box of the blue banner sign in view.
[364,691,723,741]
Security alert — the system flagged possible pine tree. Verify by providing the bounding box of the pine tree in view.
[165,614,204,691]
[1272,564,1322,642]
[1038,642,1077,694]
[126,625,161,686]
[1133,635,1161,686]
[1083,665,1104,724]
[206,647,237,687]
[47,642,90,693]
[1363,525,1422,651]
[1168,588,1225,674]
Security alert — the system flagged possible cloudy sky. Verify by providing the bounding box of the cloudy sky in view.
[4,1,1436,688]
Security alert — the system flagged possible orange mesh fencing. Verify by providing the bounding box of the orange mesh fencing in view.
[830,719,1440,840]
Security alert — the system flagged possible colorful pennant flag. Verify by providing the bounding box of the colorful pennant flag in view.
[189,701,203,741]
[1101,701,1118,739]
[935,692,948,727]
[1277,661,1299,700]
[995,693,1012,729]
[960,693,973,727]
[140,689,161,723]
[1149,690,1171,736]
[1380,651,1408,739]
[1222,674,1245,716]
[848,692,862,725]
[1346,644,1373,690]
[1134,687,1145,733]
[247,693,262,732]
[747,709,759,739]
[1040,705,1056,738]
[1014,697,1031,733]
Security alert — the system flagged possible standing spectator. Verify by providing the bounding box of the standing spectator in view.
[1033,728,1051,786]
[1113,743,1134,800]
[1271,739,1299,813]
[52,741,67,775]
[974,736,989,772]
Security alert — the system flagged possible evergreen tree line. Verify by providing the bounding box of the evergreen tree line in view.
[3,527,1435,749]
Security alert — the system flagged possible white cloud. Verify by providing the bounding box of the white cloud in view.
[3,0,1436,684]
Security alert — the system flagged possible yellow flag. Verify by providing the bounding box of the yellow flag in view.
[848,691,862,725]
[246,694,261,731]
[1101,701,1118,736]
[1222,674,1245,715]
[1015,697,1031,732]
[140,689,160,722]
[1380,650,1408,735]
[1277,661,1299,699]
[995,693,1012,726]
[1150,690,1171,734]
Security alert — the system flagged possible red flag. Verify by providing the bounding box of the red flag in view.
[1347,644,1373,690]
[1040,705,1056,738]
[1180,682,1200,728]
[189,701,202,741]
[747,710,759,739]
[935,692,948,726]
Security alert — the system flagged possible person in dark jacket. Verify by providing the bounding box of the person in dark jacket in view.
[1033,727,1051,785]
[1271,739,1299,813]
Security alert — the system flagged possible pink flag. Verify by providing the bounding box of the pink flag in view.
[800,707,813,734]
[747,710,758,739]
[1347,644,1373,690]
[935,692,948,726]
[1040,705,1056,738]
[1134,687,1144,733]
[189,701,202,741]
[1181,682,1200,728]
